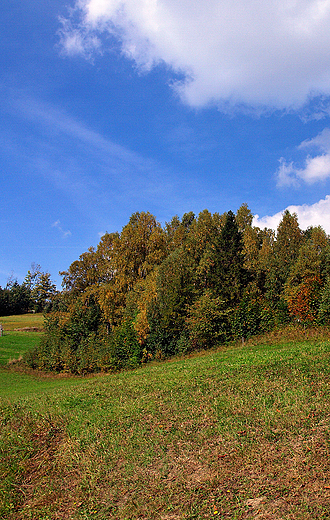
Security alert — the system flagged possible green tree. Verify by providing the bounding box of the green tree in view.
[24,264,57,312]
[146,243,197,357]
[185,290,231,351]
[208,210,248,305]
[1,280,31,315]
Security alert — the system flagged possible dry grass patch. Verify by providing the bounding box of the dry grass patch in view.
[1,407,84,520]
[0,314,44,332]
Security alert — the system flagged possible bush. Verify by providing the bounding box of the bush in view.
[110,319,142,370]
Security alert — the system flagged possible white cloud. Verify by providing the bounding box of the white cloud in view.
[299,127,330,151]
[276,159,299,188]
[59,0,330,110]
[299,153,330,183]
[276,127,330,186]
[253,195,330,234]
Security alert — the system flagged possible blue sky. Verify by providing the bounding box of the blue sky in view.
[2,0,330,288]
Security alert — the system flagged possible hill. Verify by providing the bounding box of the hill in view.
[1,328,330,519]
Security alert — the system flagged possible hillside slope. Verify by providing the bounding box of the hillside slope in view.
[1,332,330,519]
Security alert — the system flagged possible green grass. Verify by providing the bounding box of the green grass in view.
[0,314,44,366]
[0,314,79,398]
[0,332,41,367]
[0,369,85,399]
[1,330,330,519]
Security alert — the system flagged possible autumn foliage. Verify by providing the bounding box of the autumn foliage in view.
[25,207,330,373]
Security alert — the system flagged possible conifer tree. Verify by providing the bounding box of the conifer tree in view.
[209,210,247,305]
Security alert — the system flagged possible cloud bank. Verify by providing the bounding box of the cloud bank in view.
[253,195,330,234]
[59,0,330,110]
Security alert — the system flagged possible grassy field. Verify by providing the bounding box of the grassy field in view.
[0,314,44,367]
[0,314,82,399]
[0,313,44,331]
[1,323,330,519]
[0,333,42,367]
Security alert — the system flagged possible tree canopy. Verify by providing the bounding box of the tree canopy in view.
[24,207,330,374]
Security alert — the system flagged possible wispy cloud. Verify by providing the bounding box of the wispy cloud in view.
[58,0,330,111]
[254,195,330,234]
[58,15,102,60]
[276,128,330,187]
[2,92,190,224]
[52,220,72,238]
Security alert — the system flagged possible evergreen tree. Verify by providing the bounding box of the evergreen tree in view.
[209,210,247,305]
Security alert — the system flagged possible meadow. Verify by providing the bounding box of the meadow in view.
[0,313,44,367]
[0,316,330,519]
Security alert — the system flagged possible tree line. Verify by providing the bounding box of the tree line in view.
[26,205,330,373]
[0,264,57,316]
